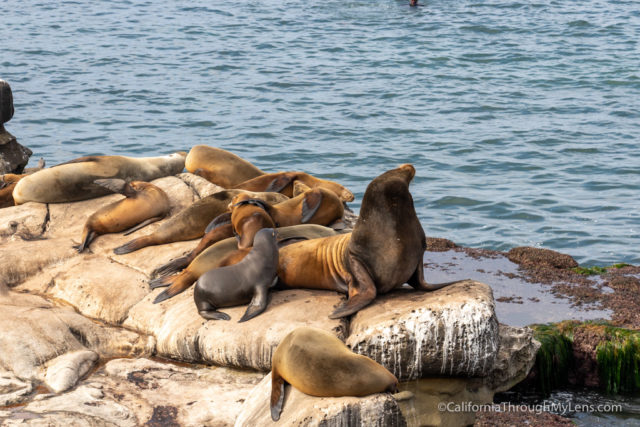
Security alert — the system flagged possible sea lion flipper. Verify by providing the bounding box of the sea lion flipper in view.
[77,230,97,253]
[151,255,190,278]
[292,180,311,197]
[270,370,285,421]
[123,216,163,236]
[238,286,269,323]
[93,178,132,196]
[407,259,457,291]
[265,175,294,193]
[205,212,232,234]
[329,256,377,319]
[301,190,322,223]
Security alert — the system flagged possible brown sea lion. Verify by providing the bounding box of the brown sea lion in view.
[270,326,398,421]
[113,189,287,255]
[0,158,45,208]
[194,228,278,322]
[185,145,265,188]
[13,152,186,204]
[233,171,355,202]
[77,179,170,252]
[150,224,338,304]
[277,164,455,318]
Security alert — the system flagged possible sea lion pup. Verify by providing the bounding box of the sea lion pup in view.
[0,158,46,208]
[233,171,355,202]
[12,152,186,204]
[194,228,278,322]
[150,224,338,304]
[185,145,265,188]
[270,327,398,421]
[277,164,456,319]
[113,189,287,255]
[77,179,170,252]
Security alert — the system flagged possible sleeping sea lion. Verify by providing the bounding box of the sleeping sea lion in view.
[233,171,354,202]
[12,152,186,204]
[277,164,455,318]
[194,228,278,322]
[185,145,265,188]
[77,180,170,252]
[113,189,287,255]
[150,224,338,303]
[0,158,45,208]
[270,326,398,421]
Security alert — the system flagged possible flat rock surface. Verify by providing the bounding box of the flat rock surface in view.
[235,373,406,427]
[1,358,264,427]
[347,281,500,380]
[0,202,48,238]
[125,288,348,371]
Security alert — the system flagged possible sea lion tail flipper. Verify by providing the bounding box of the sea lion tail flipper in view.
[113,235,153,255]
[198,309,231,321]
[152,272,196,303]
[329,256,377,319]
[265,175,294,193]
[151,256,190,278]
[407,260,458,291]
[123,216,164,236]
[238,286,269,323]
[205,212,232,234]
[329,219,346,231]
[301,189,322,223]
[77,230,96,253]
[270,370,285,421]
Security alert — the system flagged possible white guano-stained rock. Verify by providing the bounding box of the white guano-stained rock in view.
[346,281,500,381]
[42,350,99,393]
[235,373,406,427]
[0,371,34,407]
[0,202,48,238]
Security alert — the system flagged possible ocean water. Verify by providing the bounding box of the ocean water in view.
[2,0,639,266]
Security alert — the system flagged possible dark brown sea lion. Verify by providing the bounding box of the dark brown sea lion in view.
[185,145,265,188]
[194,228,278,322]
[77,180,170,252]
[277,164,455,318]
[13,152,186,204]
[150,224,338,304]
[270,326,398,421]
[113,189,287,255]
[233,171,355,202]
[0,158,45,208]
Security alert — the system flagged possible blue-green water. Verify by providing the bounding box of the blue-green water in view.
[2,0,639,265]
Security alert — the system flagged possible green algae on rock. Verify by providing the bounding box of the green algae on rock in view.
[529,321,640,396]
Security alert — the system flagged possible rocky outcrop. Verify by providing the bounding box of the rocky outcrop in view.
[235,373,406,427]
[0,80,32,174]
[347,281,500,380]
[507,246,578,269]
[1,358,265,427]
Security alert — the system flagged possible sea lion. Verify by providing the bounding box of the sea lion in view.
[77,179,170,252]
[12,152,186,204]
[194,228,278,322]
[113,189,287,255]
[234,171,355,202]
[277,164,455,318]
[270,326,398,421]
[185,145,265,188]
[0,158,45,208]
[150,224,338,303]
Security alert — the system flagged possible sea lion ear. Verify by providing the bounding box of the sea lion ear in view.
[94,178,132,195]
[301,189,322,223]
[265,175,294,193]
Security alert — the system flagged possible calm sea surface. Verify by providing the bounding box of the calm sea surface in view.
[2,0,639,265]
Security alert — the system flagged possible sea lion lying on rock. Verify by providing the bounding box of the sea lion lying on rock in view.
[113,189,287,255]
[234,171,355,202]
[270,327,398,421]
[0,158,45,208]
[185,145,265,188]
[12,153,186,204]
[77,179,170,252]
[194,228,278,322]
[150,224,338,303]
[277,164,455,318]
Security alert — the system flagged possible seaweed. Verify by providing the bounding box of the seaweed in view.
[530,322,575,396]
[596,326,640,394]
[572,263,631,276]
